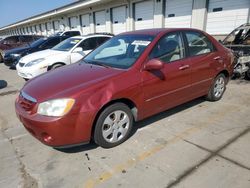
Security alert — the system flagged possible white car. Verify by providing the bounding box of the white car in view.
[16,34,112,80]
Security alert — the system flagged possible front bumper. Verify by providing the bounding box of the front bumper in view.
[15,97,95,147]
[4,56,20,68]
[16,63,47,79]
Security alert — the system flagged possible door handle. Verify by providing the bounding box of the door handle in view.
[179,65,190,70]
[214,56,223,63]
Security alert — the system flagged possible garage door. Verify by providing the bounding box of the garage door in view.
[112,6,127,34]
[134,0,154,30]
[69,16,78,29]
[95,10,106,33]
[165,0,193,28]
[206,0,250,35]
[81,14,91,34]
[53,20,60,32]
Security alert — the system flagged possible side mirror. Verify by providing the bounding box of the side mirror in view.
[144,59,164,71]
[73,47,83,53]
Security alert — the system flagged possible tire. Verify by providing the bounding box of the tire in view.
[0,51,3,63]
[94,103,133,148]
[206,74,226,101]
[50,63,64,70]
[244,68,250,80]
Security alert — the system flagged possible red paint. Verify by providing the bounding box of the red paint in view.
[15,28,234,147]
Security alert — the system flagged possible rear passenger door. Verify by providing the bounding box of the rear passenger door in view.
[183,31,219,96]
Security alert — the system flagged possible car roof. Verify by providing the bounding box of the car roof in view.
[119,28,205,36]
[70,34,113,40]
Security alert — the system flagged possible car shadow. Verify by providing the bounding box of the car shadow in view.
[0,80,7,89]
[57,97,205,153]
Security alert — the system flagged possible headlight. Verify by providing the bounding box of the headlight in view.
[11,53,21,58]
[25,58,45,67]
[37,98,75,117]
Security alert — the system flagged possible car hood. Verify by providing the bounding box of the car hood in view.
[20,49,65,63]
[5,46,30,56]
[21,62,125,102]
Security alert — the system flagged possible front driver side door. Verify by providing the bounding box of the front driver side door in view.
[142,32,192,118]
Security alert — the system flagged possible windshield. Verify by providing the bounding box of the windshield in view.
[84,35,154,69]
[223,27,250,45]
[29,38,47,47]
[52,38,82,51]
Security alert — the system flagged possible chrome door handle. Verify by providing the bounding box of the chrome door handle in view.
[214,56,223,63]
[179,65,190,70]
[214,56,222,60]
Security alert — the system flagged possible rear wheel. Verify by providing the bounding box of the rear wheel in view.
[206,74,226,101]
[94,103,133,148]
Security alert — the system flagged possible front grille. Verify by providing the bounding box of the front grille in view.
[18,91,36,112]
[19,62,25,67]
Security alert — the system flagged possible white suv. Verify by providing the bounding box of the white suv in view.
[16,34,112,80]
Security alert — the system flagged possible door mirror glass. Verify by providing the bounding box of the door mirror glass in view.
[73,47,83,53]
[144,59,164,71]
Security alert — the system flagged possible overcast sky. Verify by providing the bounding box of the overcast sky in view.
[0,0,75,28]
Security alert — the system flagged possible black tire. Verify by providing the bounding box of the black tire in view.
[244,68,250,80]
[206,74,226,101]
[0,51,3,63]
[94,103,133,148]
[49,63,64,70]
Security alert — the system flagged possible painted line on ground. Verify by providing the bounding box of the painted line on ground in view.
[84,105,239,188]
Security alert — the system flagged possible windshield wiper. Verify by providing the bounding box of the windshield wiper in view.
[85,60,111,68]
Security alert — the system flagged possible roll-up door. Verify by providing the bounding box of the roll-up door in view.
[206,0,250,35]
[95,10,106,33]
[134,0,154,30]
[165,0,193,28]
[81,14,91,34]
[112,6,127,34]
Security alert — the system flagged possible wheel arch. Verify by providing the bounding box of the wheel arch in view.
[217,69,230,83]
[91,98,138,138]
[47,62,66,71]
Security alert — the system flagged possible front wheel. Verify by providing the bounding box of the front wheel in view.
[94,103,133,148]
[206,74,226,101]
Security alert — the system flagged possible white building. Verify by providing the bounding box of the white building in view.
[0,0,249,39]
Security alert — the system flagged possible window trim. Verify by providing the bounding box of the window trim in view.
[182,30,217,58]
[149,31,187,63]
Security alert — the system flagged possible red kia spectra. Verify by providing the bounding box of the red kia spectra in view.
[15,28,234,148]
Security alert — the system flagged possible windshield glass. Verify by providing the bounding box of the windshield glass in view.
[30,38,47,47]
[84,35,154,69]
[223,27,250,45]
[52,38,82,51]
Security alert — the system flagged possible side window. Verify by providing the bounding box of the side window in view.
[150,32,184,63]
[5,36,19,44]
[185,31,214,56]
[79,38,97,51]
[20,36,33,43]
[41,38,61,49]
[96,37,110,46]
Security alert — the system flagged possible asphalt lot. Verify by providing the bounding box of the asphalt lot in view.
[0,62,249,188]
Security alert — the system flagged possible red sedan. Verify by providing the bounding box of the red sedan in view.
[15,28,234,148]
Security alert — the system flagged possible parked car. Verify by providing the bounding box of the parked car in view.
[15,28,234,148]
[16,34,112,80]
[0,35,43,62]
[222,23,250,80]
[4,35,69,69]
[54,30,81,37]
